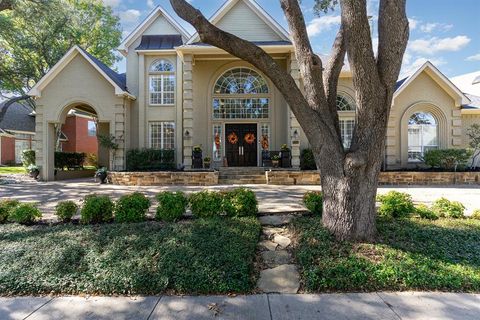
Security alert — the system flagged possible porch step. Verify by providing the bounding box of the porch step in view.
[218,168,267,184]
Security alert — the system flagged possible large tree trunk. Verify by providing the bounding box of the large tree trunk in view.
[170,0,408,241]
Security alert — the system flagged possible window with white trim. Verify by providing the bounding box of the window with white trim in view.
[408,112,438,162]
[337,93,357,149]
[149,60,175,105]
[149,122,175,150]
[87,121,96,136]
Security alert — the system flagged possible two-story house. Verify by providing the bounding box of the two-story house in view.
[28,0,480,181]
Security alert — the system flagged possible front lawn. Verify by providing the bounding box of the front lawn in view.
[0,217,261,295]
[0,166,25,175]
[293,216,480,292]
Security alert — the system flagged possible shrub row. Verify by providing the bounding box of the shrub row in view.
[126,148,175,171]
[423,148,473,170]
[376,191,472,220]
[55,152,86,170]
[1,188,258,226]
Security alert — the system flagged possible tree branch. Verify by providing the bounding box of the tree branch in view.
[0,95,33,120]
[323,25,346,119]
[377,0,409,89]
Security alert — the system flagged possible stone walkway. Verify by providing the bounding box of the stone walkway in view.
[2,292,480,319]
[1,178,480,221]
[257,214,300,294]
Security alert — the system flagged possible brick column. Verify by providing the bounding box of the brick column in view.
[289,53,302,169]
[182,54,194,169]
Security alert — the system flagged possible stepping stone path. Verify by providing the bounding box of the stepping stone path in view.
[256,214,300,294]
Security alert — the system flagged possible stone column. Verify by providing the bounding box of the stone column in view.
[451,108,463,147]
[34,104,45,179]
[289,53,302,169]
[113,103,126,171]
[182,54,194,169]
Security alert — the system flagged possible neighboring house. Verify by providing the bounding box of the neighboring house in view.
[60,111,98,156]
[27,0,480,180]
[451,71,480,96]
[0,101,35,165]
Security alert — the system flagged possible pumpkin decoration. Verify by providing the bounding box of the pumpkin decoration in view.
[261,134,269,150]
[244,133,256,145]
[228,132,238,145]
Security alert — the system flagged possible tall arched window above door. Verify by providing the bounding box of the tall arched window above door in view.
[212,68,270,119]
[337,93,356,149]
[408,112,438,162]
[149,59,175,105]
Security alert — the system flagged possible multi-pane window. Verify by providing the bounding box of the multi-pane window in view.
[340,119,355,149]
[213,68,270,119]
[337,93,356,149]
[87,121,96,136]
[408,112,438,162]
[149,60,175,105]
[213,125,222,161]
[149,122,175,150]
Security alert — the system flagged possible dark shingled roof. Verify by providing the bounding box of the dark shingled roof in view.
[136,35,183,50]
[0,101,35,133]
[78,47,128,91]
[189,40,292,47]
[395,77,408,91]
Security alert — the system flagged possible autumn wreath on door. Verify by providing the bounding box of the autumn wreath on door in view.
[244,133,256,145]
[228,132,239,145]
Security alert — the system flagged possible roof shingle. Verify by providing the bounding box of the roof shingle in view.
[0,101,35,133]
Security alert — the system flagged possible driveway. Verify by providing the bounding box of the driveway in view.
[1,179,480,219]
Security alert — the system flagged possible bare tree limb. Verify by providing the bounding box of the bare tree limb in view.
[0,95,33,120]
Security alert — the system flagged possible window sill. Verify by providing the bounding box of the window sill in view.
[149,104,176,107]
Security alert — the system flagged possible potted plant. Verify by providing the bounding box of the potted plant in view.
[271,155,281,168]
[192,145,203,169]
[280,144,292,168]
[204,157,211,169]
[95,167,108,184]
[27,164,40,179]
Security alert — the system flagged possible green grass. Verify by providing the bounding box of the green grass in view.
[0,166,25,174]
[293,216,480,292]
[0,217,261,295]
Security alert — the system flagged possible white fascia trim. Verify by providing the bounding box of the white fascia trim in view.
[118,5,191,54]
[394,61,471,105]
[187,0,291,44]
[28,46,136,101]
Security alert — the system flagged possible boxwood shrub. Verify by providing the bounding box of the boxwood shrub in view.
[303,191,323,215]
[9,203,42,225]
[432,198,465,218]
[222,188,258,217]
[115,193,151,223]
[471,209,480,220]
[415,204,439,220]
[156,191,188,221]
[189,191,224,218]
[81,195,114,224]
[55,201,78,222]
[377,191,415,218]
[0,199,20,223]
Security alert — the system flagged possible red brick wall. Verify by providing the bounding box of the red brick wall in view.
[61,115,97,155]
[1,136,15,164]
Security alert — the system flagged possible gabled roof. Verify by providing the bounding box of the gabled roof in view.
[135,35,183,51]
[28,46,135,100]
[118,5,190,54]
[0,101,35,133]
[394,61,470,106]
[187,0,290,44]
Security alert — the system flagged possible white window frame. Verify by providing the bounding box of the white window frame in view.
[87,120,96,137]
[149,59,175,106]
[339,118,355,149]
[407,113,438,162]
[149,122,175,150]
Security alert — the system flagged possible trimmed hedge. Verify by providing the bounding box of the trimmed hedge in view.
[222,188,258,217]
[377,191,415,218]
[55,201,78,222]
[55,152,86,170]
[9,203,42,225]
[81,195,114,224]
[432,198,465,218]
[0,200,20,223]
[423,149,473,170]
[156,191,188,221]
[300,149,317,170]
[303,191,323,215]
[115,193,151,223]
[126,148,175,171]
[189,191,224,218]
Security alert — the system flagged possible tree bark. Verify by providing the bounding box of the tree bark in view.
[170,0,408,241]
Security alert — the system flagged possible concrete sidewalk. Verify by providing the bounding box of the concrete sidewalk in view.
[1,292,479,320]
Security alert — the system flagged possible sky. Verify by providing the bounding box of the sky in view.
[104,0,480,78]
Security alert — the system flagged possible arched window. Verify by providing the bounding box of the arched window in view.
[337,93,356,149]
[149,59,175,105]
[408,112,438,162]
[212,68,270,119]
